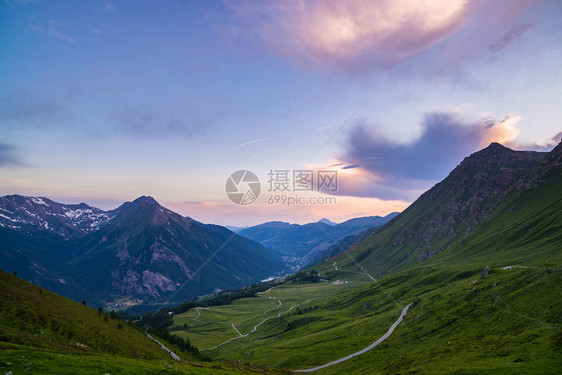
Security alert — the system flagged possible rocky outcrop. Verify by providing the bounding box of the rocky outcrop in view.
[481,266,491,278]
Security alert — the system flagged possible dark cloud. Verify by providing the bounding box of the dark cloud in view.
[0,143,24,168]
[338,112,520,200]
[489,23,534,53]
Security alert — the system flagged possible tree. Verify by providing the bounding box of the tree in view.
[82,300,87,306]
[97,307,103,316]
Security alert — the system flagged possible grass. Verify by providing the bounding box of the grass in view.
[0,271,287,374]
[0,343,290,374]
[170,282,358,349]
[0,270,173,360]
[171,263,562,374]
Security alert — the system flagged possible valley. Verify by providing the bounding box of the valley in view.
[1,141,561,374]
[3,2,561,373]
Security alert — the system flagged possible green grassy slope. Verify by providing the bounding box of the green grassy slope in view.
[172,264,561,374]
[432,155,562,267]
[0,270,173,359]
[331,143,547,277]
[0,271,286,374]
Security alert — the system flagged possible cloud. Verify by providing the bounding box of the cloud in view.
[489,23,534,52]
[228,0,470,70]
[7,178,32,185]
[338,112,521,200]
[104,4,116,12]
[0,93,69,127]
[109,108,207,139]
[30,20,77,44]
[1,91,211,139]
[507,131,562,152]
[183,201,203,205]
[0,143,25,168]
[226,0,544,75]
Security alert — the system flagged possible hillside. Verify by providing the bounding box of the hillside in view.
[431,139,562,266]
[0,271,288,374]
[331,143,548,276]
[0,196,285,310]
[0,270,179,358]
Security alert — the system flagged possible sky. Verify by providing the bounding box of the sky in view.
[1,0,561,226]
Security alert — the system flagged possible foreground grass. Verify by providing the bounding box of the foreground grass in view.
[0,343,290,374]
[0,271,287,374]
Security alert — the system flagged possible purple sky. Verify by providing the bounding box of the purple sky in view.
[1,0,561,226]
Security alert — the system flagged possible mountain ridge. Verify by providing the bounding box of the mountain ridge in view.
[330,141,553,275]
[238,212,399,266]
[0,195,286,310]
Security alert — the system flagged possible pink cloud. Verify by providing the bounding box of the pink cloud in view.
[228,0,470,70]
[226,0,543,74]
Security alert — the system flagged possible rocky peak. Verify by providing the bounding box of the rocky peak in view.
[393,143,546,261]
[319,218,337,226]
[0,195,111,235]
[132,196,159,206]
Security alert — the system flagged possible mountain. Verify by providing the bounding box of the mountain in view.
[0,195,112,236]
[0,196,285,310]
[431,139,562,265]
[223,225,247,233]
[318,218,337,226]
[331,142,550,276]
[237,213,399,266]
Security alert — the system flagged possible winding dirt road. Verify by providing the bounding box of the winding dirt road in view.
[293,303,412,372]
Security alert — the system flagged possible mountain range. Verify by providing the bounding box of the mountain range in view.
[236,213,399,266]
[330,141,559,276]
[0,196,285,310]
[0,194,394,311]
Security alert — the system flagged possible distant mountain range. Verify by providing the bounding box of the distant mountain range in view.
[237,213,399,266]
[0,196,285,311]
[0,194,395,311]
